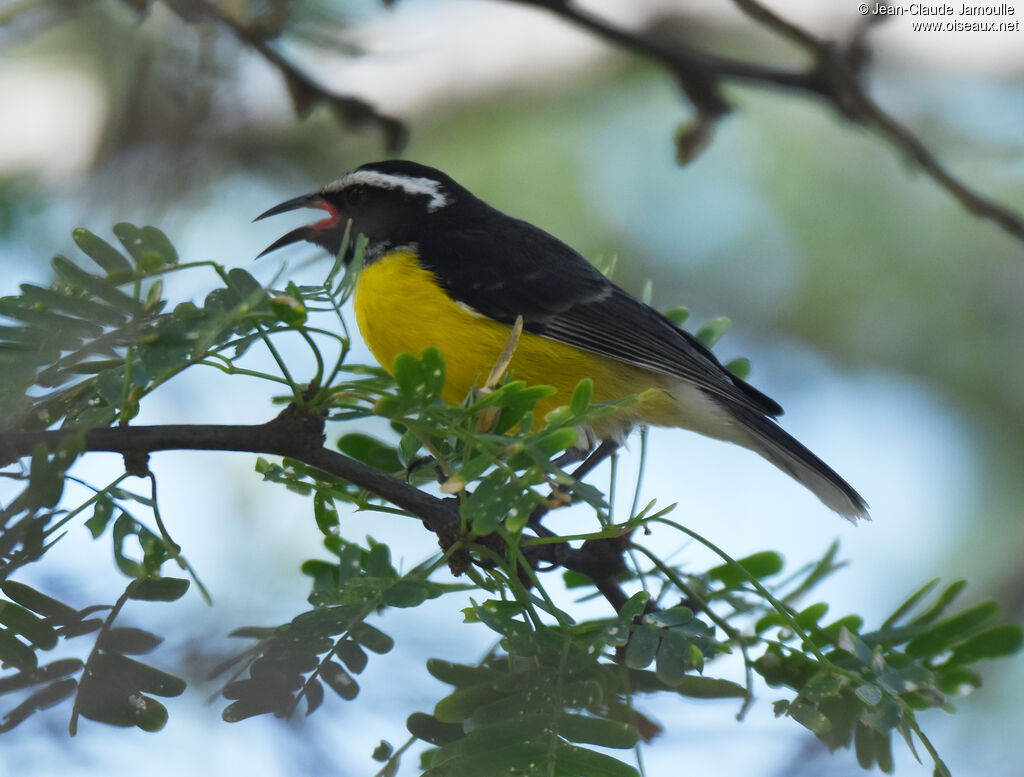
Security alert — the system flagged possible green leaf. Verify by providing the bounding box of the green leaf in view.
[695,316,730,347]
[553,742,640,777]
[50,255,142,313]
[664,305,690,325]
[113,223,177,271]
[348,622,394,654]
[18,283,127,325]
[0,627,37,671]
[0,658,83,694]
[707,551,784,586]
[0,602,58,650]
[27,445,65,510]
[392,352,425,398]
[948,624,1023,664]
[90,652,186,697]
[133,696,169,732]
[426,659,503,687]
[655,629,693,686]
[72,228,134,276]
[313,491,339,535]
[910,579,967,626]
[434,682,504,724]
[336,639,368,675]
[126,577,190,602]
[802,671,845,703]
[557,713,639,749]
[460,472,542,536]
[905,601,1000,657]
[86,494,116,538]
[269,295,307,326]
[419,346,447,401]
[407,712,464,746]
[618,592,649,623]
[624,624,660,670]
[372,740,394,762]
[788,701,832,736]
[337,434,403,473]
[569,378,593,415]
[725,357,751,380]
[1,581,80,625]
[882,578,940,629]
[646,607,694,629]
[934,665,981,695]
[529,427,579,459]
[674,675,748,699]
[97,627,164,655]
[365,543,394,577]
[0,678,77,733]
[397,430,423,466]
[837,627,875,665]
[383,580,433,608]
[854,683,883,707]
[796,602,829,629]
[862,699,903,734]
[321,660,360,700]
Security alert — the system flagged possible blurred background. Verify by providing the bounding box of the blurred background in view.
[1,0,1023,775]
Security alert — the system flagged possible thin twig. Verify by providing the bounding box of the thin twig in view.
[163,0,407,151]
[506,0,1024,242]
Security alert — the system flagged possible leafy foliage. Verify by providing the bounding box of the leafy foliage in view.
[0,226,1020,777]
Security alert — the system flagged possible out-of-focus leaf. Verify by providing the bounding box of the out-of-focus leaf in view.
[707,551,784,586]
[948,624,1022,664]
[788,701,832,736]
[695,316,730,347]
[337,433,403,472]
[0,658,83,694]
[72,228,134,276]
[0,628,37,672]
[624,624,659,669]
[321,660,359,700]
[407,711,465,745]
[0,602,58,650]
[126,577,190,602]
[1,581,79,625]
[905,601,1000,657]
[0,678,77,733]
[348,622,394,654]
[557,713,639,749]
[674,675,748,699]
[97,627,163,655]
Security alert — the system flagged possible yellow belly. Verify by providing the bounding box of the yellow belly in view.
[352,250,679,434]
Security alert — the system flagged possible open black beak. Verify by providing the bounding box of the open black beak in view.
[254,192,343,258]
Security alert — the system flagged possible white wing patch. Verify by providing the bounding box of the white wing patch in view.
[326,170,450,212]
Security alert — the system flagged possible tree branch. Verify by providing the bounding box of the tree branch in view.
[163,0,407,151]
[1,412,636,612]
[507,0,1024,242]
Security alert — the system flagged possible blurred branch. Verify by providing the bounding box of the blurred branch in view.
[508,0,1024,242]
[161,0,407,151]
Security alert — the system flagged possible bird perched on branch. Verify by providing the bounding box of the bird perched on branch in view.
[257,160,868,521]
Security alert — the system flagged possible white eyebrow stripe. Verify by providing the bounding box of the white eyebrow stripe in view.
[325,170,450,212]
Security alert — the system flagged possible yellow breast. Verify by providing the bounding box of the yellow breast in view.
[352,250,677,433]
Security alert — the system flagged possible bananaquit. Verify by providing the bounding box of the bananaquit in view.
[257,160,868,521]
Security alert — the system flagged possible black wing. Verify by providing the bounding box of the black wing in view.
[419,215,783,418]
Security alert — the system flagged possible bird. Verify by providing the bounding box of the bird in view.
[256,160,868,521]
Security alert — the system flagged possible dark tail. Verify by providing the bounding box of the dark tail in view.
[723,400,870,522]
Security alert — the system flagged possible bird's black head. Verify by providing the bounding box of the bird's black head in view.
[255,160,476,260]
